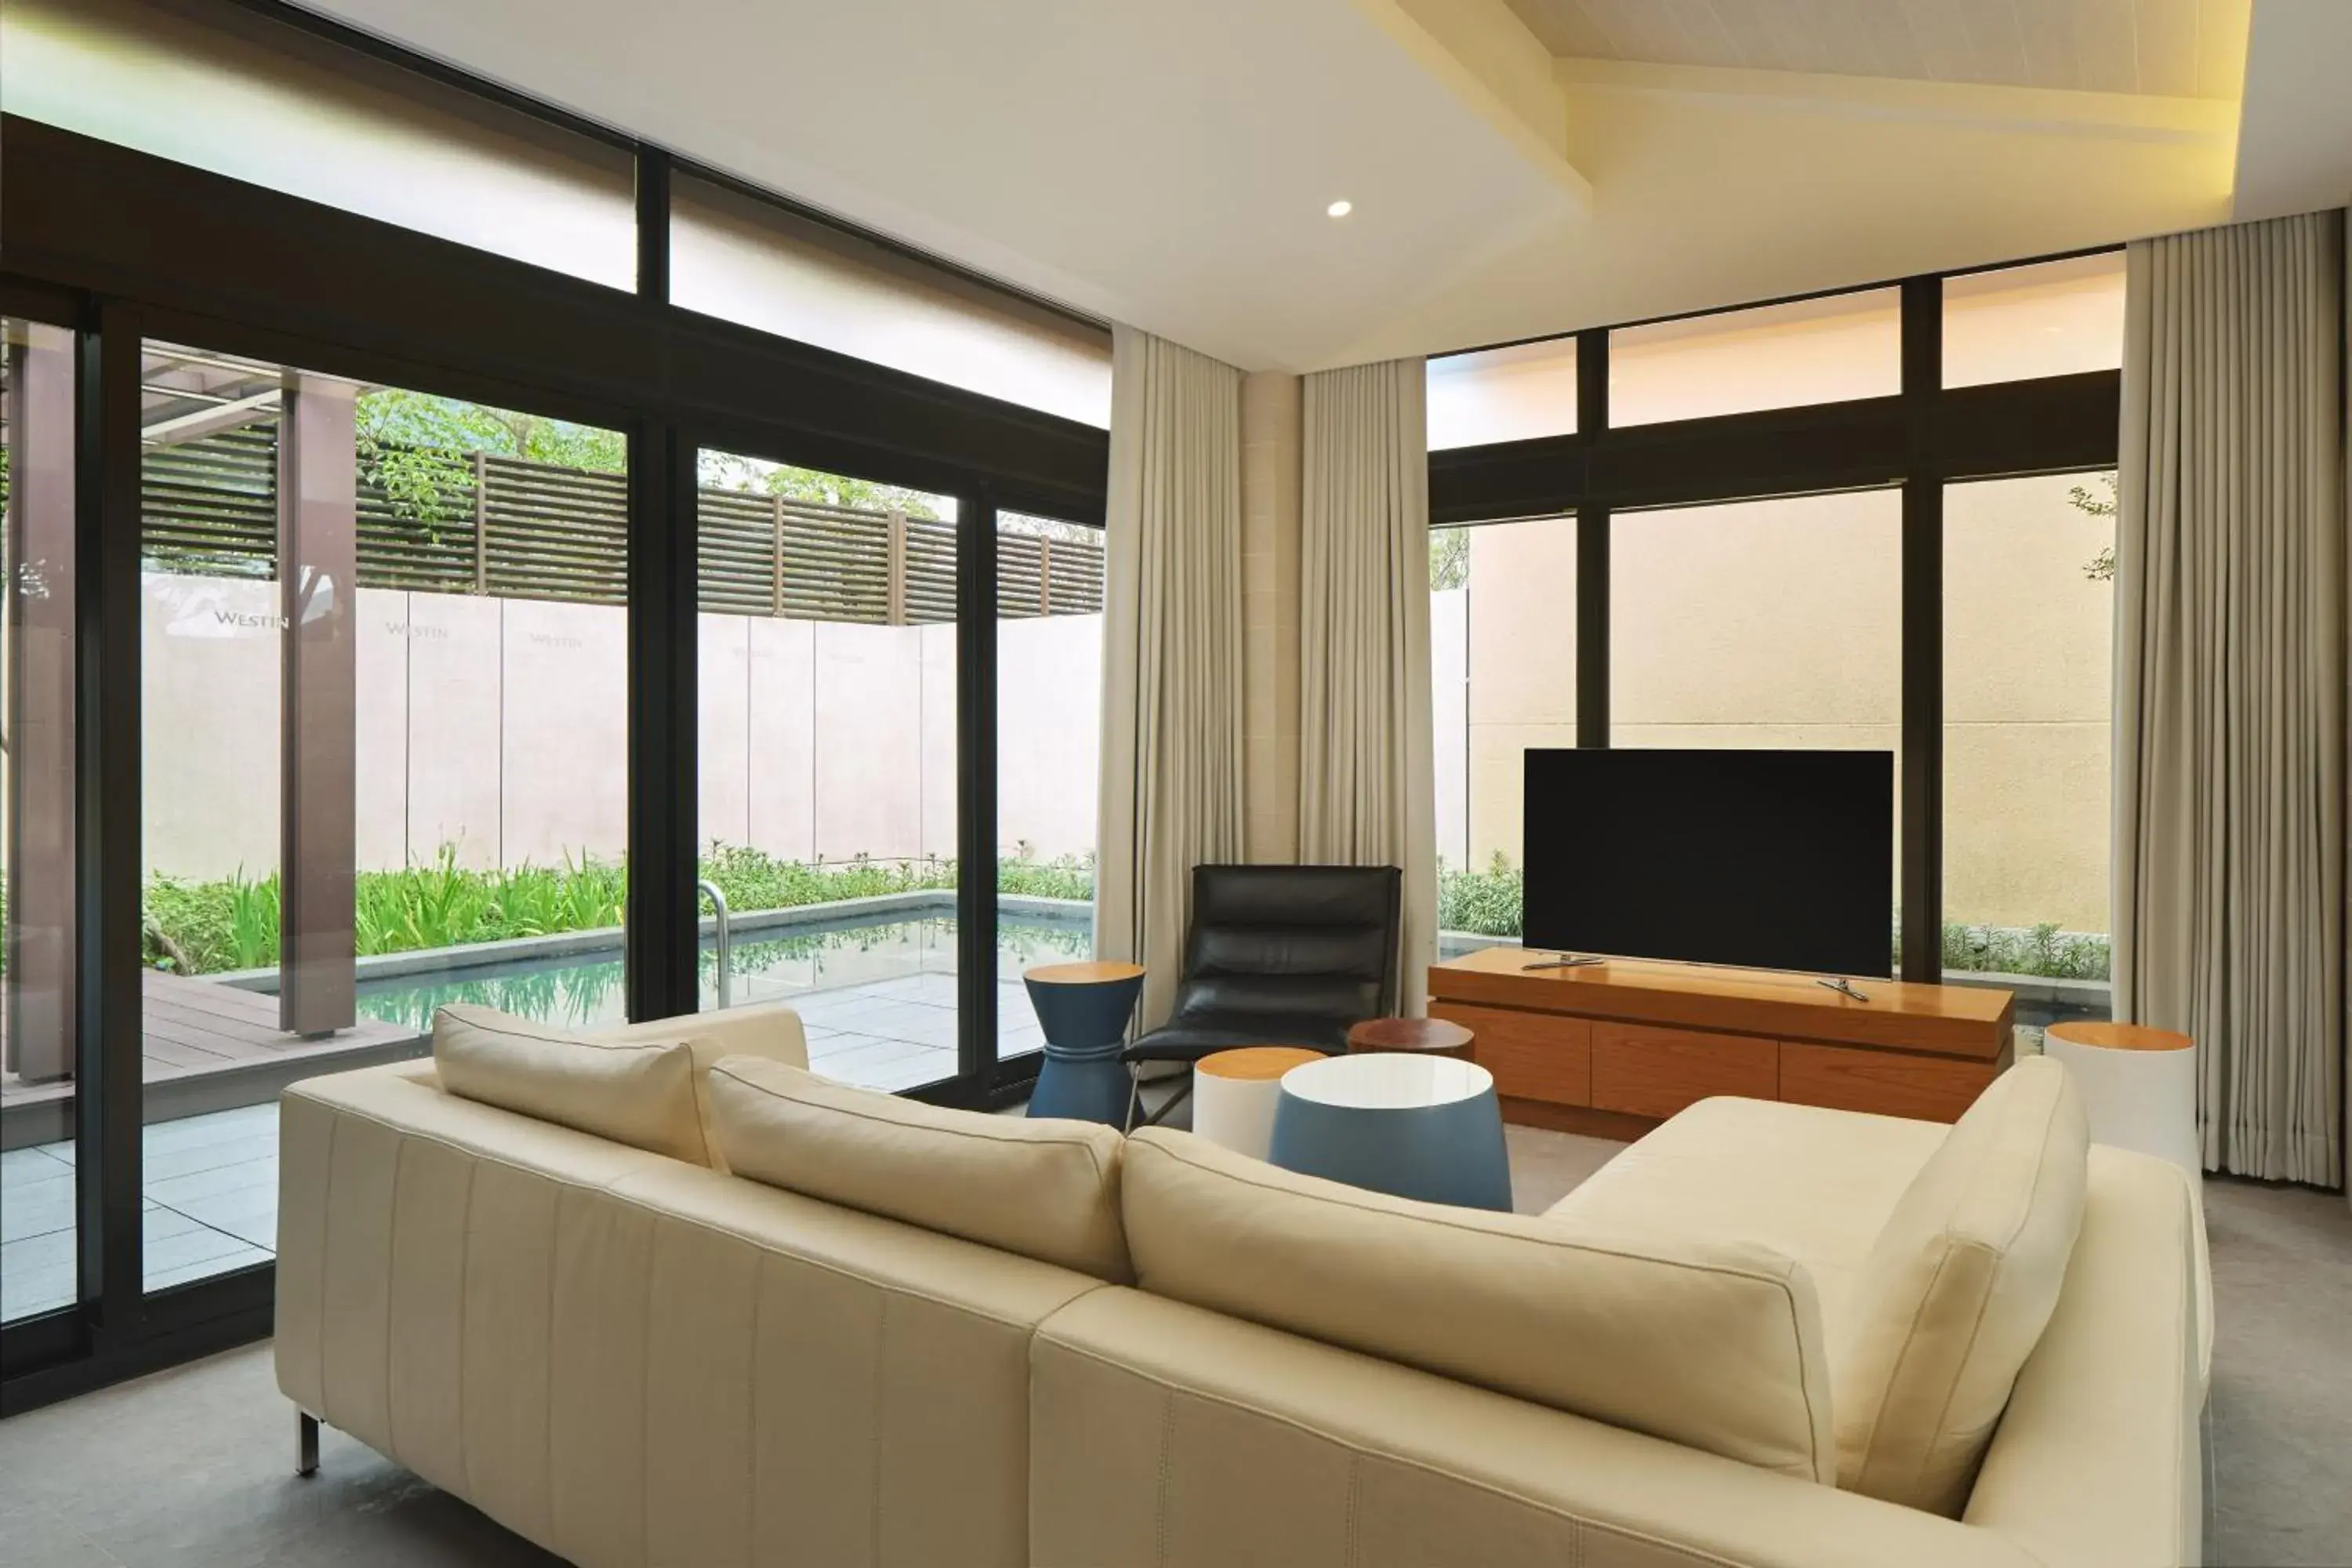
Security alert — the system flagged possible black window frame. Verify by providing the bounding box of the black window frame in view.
[0,3,1105,1408]
[1430,262,2122,986]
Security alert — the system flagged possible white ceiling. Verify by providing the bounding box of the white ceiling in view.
[1507,0,2251,97]
[302,0,2339,377]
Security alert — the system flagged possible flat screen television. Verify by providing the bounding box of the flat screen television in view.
[1520,748,1893,978]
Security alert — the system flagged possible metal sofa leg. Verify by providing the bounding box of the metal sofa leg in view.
[296,1411,320,1478]
[1123,1065,1143,1133]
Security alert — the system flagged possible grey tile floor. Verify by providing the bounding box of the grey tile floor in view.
[3,1105,278,1323]
[1,973,1051,1323]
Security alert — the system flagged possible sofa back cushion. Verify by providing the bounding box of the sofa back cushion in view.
[586,1003,811,1175]
[705,1056,1132,1282]
[434,1004,716,1166]
[1120,1127,1836,1482]
[1833,1056,2089,1515]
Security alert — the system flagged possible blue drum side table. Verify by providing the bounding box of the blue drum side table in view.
[1268,1054,1513,1211]
[1023,961,1146,1126]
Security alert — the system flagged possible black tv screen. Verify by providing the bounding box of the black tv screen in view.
[1520,749,1893,978]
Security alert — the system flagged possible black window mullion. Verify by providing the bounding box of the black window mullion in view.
[78,301,144,1341]
[1575,328,1610,746]
[957,488,1000,1089]
[1899,277,1944,984]
[624,418,697,1022]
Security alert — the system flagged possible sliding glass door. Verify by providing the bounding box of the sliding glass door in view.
[692,444,967,1093]
[993,512,1105,1071]
[134,336,632,1297]
[2,316,81,1326]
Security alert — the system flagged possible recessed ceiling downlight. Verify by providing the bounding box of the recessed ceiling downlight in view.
[1327,199,1353,218]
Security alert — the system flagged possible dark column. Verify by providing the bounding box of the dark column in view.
[959,488,1000,1094]
[5,321,79,1082]
[1575,328,1610,747]
[278,375,358,1036]
[625,419,697,1023]
[1899,277,1944,985]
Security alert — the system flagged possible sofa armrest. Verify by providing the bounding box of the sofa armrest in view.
[1032,1287,2043,1568]
[1963,1146,2205,1568]
[588,1000,808,1069]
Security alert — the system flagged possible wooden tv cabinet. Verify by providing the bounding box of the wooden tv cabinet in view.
[1428,947,2014,1137]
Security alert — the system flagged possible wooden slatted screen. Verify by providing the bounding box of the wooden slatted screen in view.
[138,422,1104,623]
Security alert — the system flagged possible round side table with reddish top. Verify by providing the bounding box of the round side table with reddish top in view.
[1346,1016,1475,1060]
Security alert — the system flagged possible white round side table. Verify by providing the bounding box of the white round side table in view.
[2042,1018,2212,1392]
[2042,1021,2199,1176]
[1191,1047,1323,1163]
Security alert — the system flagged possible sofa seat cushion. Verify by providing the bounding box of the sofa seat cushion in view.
[1120,1126,1838,1483]
[1834,1057,2087,1516]
[1544,1096,1947,1349]
[434,1004,718,1166]
[705,1056,1133,1283]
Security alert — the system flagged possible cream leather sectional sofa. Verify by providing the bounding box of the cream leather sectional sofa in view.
[276,1002,2206,1568]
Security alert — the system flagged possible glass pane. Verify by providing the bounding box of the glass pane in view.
[2,318,81,1324]
[1434,516,1575,947]
[139,339,628,1295]
[673,176,1112,427]
[1943,253,2126,389]
[1944,473,2114,1027]
[1612,492,1901,954]
[693,448,962,1092]
[1427,339,1577,450]
[1610,289,1901,427]
[2,0,636,290]
[995,513,1105,1065]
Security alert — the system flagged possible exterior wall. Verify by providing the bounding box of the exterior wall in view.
[142,576,1102,880]
[1444,479,2114,935]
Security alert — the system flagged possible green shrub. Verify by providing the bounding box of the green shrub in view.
[1436,853,2110,981]
[140,844,1098,976]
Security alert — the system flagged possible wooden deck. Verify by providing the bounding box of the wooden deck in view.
[0,972,426,1149]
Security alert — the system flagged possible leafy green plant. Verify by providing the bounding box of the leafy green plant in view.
[140,844,1097,977]
[1436,852,2109,980]
[1437,853,1524,937]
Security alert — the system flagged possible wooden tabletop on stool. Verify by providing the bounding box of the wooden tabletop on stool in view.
[1198,1047,1324,1080]
[1023,960,1145,985]
[2045,1020,2194,1052]
[1347,1016,1475,1058]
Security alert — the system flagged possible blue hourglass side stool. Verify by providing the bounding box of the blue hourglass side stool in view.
[1023,961,1146,1126]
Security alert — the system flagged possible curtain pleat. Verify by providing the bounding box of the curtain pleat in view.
[1298,358,1438,1015]
[2114,209,2347,1187]
[1094,326,1247,1032]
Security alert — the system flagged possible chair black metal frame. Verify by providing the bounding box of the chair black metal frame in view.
[1120,863,1403,1131]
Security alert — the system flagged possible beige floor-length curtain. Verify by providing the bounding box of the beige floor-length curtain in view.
[2114,209,2347,1188]
[1094,325,1247,1031]
[1298,358,1439,1015]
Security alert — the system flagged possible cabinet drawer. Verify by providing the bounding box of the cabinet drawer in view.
[1431,1002,1590,1106]
[1590,1023,1777,1120]
[1779,1042,1996,1123]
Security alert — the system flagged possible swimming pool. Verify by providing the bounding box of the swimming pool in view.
[354,906,1093,1093]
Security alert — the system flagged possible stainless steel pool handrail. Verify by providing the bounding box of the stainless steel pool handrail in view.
[698,878,732,1011]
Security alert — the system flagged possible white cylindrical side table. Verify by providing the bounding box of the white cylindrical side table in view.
[1192,1047,1323,1163]
[2042,1019,2212,1393]
[2042,1021,2200,1176]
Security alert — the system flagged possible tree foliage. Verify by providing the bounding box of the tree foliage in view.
[2069,470,2118,582]
[1430,525,1468,590]
[698,448,945,520]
